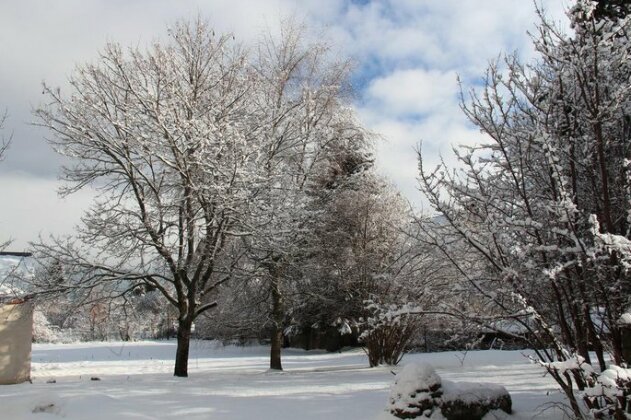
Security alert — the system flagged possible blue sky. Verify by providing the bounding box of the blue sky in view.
[0,0,569,249]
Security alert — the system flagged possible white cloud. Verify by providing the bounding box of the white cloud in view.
[314,0,569,76]
[333,0,570,210]
[0,0,574,241]
[0,0,313,248]
[366,69,459,117]
[360,109,488,209]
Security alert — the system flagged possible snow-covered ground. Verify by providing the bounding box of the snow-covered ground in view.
[1,341,568,419]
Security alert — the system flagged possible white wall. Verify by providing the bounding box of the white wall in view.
[0,301,33,385]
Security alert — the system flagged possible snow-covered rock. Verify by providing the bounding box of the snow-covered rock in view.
[388,362,511,420]
[388,363,443,418]
[440,380,511,420]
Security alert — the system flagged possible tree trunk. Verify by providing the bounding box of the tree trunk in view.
[594,121,614,233]
[174,318,192,377]
[269,270,284,371]
[270,326,283,371]
[555,372,586,420]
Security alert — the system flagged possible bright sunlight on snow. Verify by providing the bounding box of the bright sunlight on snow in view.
[0,341,567,420]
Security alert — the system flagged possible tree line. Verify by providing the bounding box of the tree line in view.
[2,1,631,417]
[22,19,420,377]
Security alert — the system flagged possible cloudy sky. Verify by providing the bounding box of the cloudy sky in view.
[0,0,569,249]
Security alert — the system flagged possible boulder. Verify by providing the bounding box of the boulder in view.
[388,363,443,419]
[440,380,511,420]
[388,363,511,420]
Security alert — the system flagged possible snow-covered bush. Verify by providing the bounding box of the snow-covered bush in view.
[416,1,631,416]
[32,309,62,343]
[361,300,422,367]
[584,365,631,419]
[544,354,631,419]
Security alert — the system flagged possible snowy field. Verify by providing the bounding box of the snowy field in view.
[1,341,569,419]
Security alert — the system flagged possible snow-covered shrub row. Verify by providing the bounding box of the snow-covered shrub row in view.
[30,288,171,343]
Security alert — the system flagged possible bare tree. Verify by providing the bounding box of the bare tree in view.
[33,18,374,377]
[34,19,257,377]
[417,2,631,417]
[243,24,371,370]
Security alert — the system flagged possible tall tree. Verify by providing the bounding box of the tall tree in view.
[418,1,631,416]
[33,19,372,377]
[34,20,256,377]
[300,170,407,326]
[244,24,371,370]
